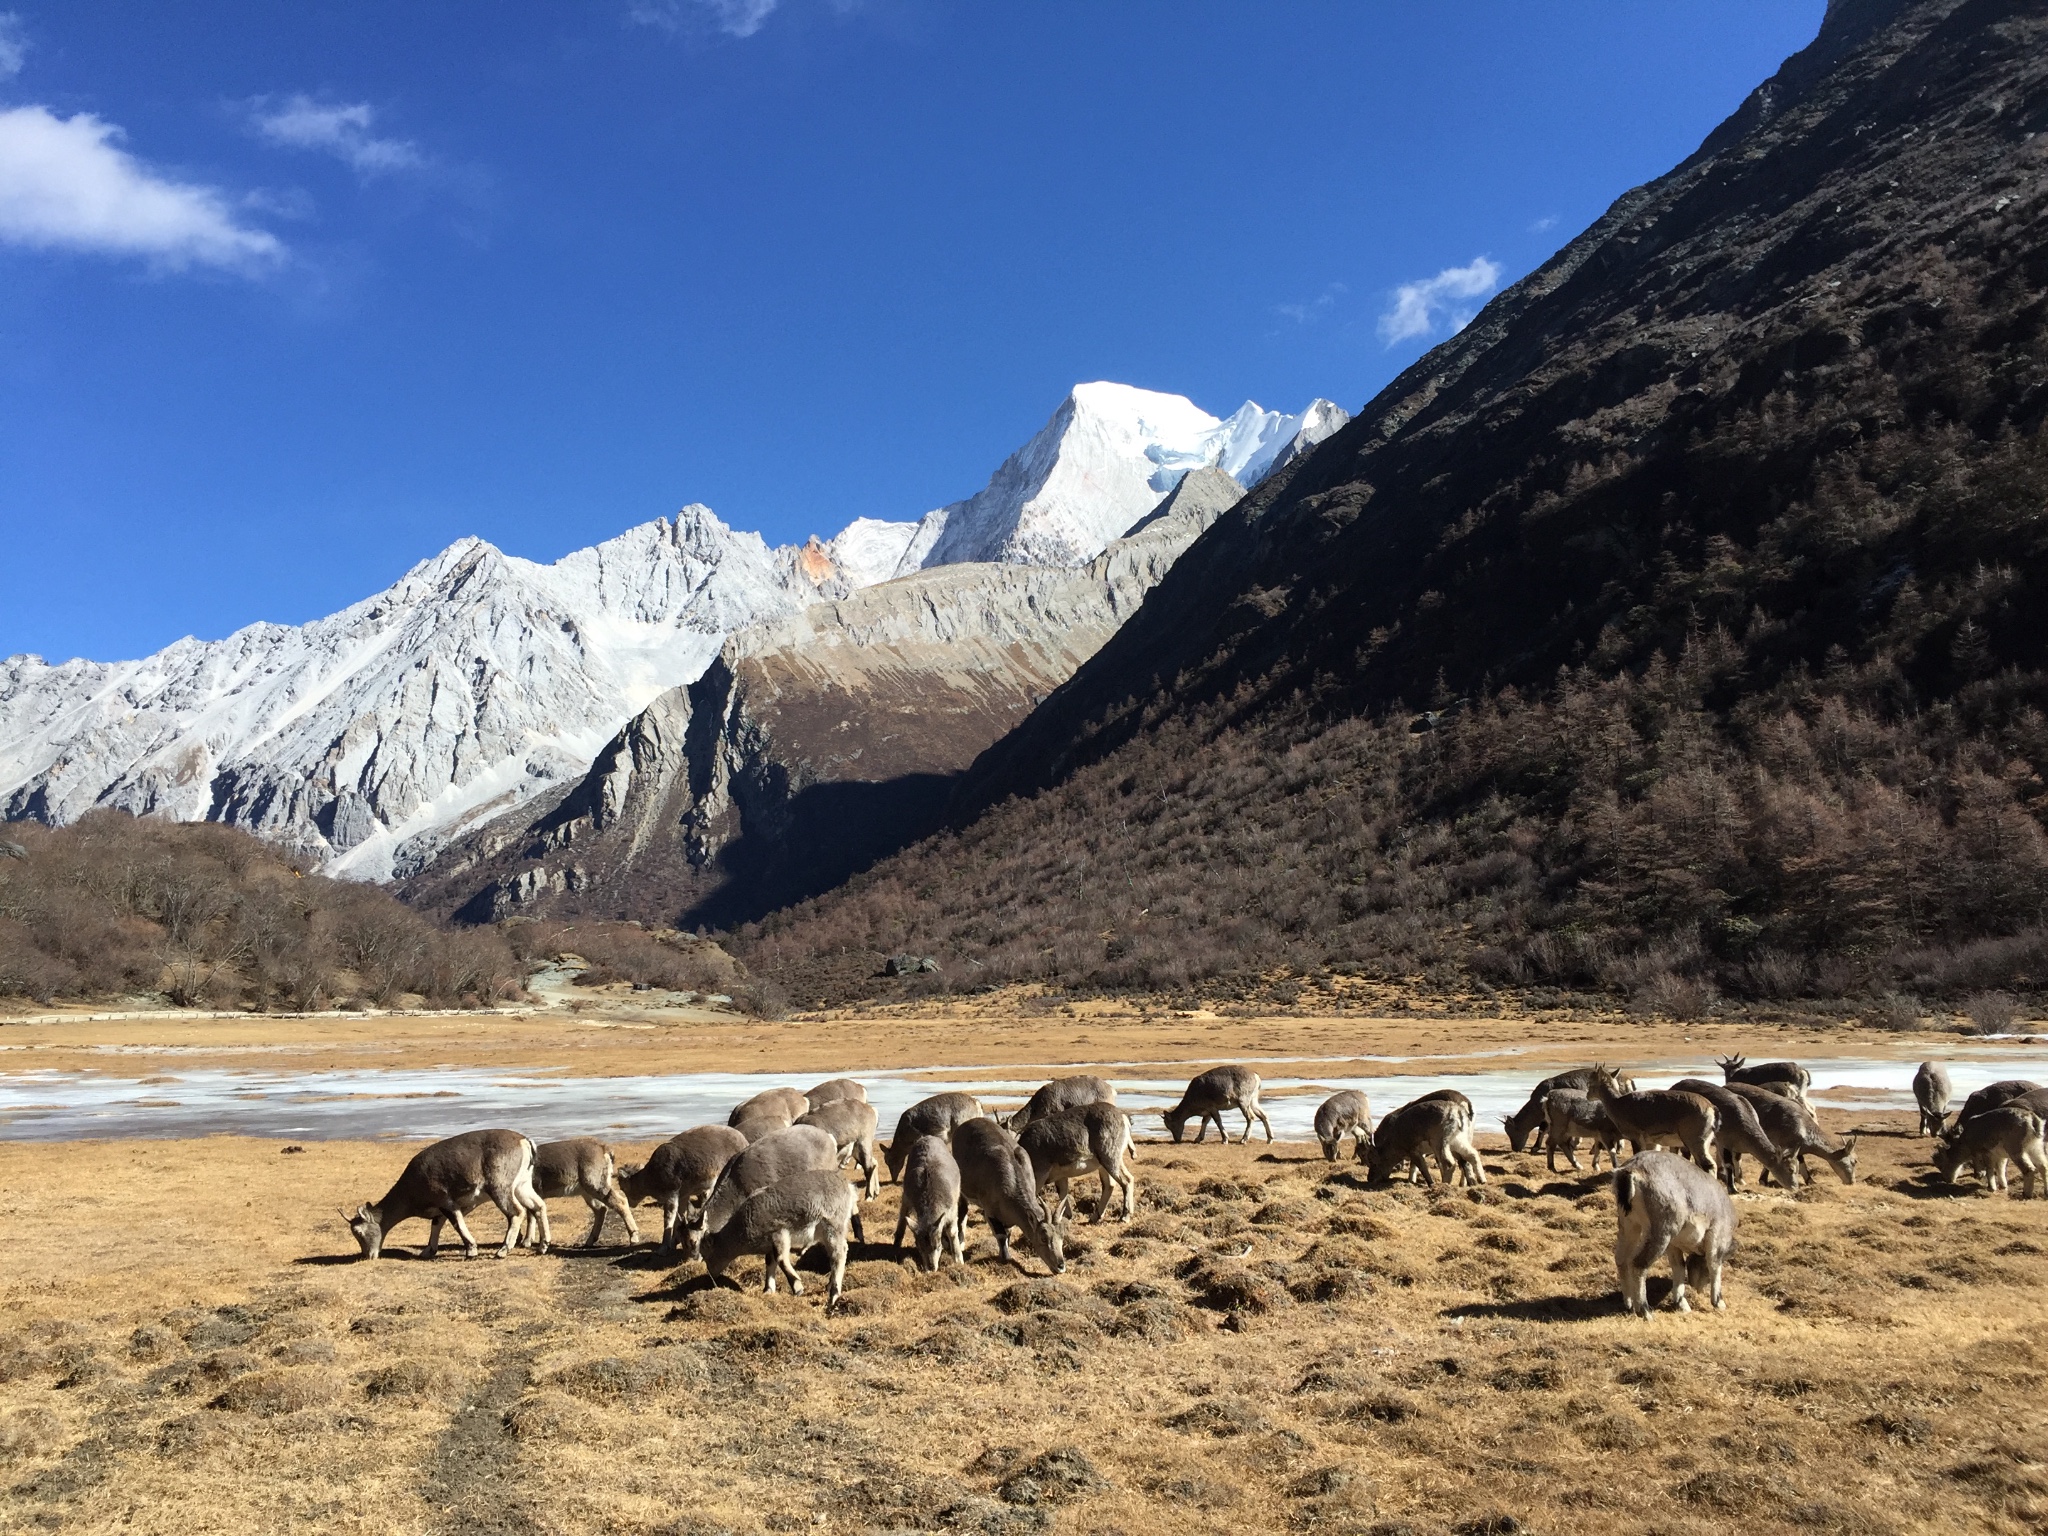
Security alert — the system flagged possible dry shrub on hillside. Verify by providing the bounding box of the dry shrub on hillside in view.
[739,650,2048,1009]
[503,918,741,995]
[0,811,518,1008]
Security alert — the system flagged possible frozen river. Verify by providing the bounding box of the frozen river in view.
[3,1044,2044,1142]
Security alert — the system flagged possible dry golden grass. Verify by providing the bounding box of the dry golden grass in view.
[0,990,1947,1082]
[3,1097,2046,1536]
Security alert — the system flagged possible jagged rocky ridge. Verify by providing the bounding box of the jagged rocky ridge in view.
[739,0,2048,1007]
[400,469,1250,926]
[1,386,1342,879]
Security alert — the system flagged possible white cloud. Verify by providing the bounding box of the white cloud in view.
[252,96,422,175]
[1377,256,1503,347]
[1278,281,1346,325]
[0,105,283,270]
[1529,214,1559,234]
[0,13,28,80]
[630,0,781,37]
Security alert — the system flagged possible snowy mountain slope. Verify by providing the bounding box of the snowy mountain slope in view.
[0,510,822,882]
[901,383,1348,571]
[0,381,1342,880]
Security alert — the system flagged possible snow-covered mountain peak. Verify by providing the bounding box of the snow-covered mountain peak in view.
[904,382,1349,572]
[1,378,1346,883]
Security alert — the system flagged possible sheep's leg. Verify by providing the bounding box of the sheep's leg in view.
[1613,1228,1642,1317]
[892,1204,911,1251]
[423,1216,447,1261]
[1699,1250,1726,1310]
[1667,1246,1692,1312]
[451,1209,484,1260]
[1257,1108,1274,1144]
[580,1196,607,1248]
[824,1229,849,1311]
[510,1191,550,1255]
[604,1186,638,1244]
[777,1235,805,1296]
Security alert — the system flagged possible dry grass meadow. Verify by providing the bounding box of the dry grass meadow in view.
[1,1010,2046,1536]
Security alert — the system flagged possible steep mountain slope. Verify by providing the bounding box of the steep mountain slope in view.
[401,469,1249,927]
[742,0,2048,1009]
[2,384,1335,880]
[0,511,824,882]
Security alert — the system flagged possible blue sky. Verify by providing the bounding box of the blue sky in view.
[0,1,1826,663]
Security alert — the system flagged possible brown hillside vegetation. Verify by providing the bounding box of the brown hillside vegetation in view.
[738,0,2048,1011]
[2,1119,2043,1534]
[0,812,517,1010]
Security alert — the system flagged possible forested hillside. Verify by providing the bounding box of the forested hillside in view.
[738,0,2048,1013]
[0,813,518,1010]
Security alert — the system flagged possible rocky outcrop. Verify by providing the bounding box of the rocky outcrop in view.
[402,468,1247,926]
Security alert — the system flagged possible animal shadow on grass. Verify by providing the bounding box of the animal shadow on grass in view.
[1445,1291,1621,1323]
[1891,1173,1972,1202]
[1254,1152,1327,1166]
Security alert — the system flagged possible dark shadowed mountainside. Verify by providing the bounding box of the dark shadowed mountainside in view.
[737,0,2048,1012]
[398,471,1244,930]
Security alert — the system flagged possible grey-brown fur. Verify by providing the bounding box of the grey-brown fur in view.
[687,1124,850,1258]
[804,1078,867,1108]
[1613,1150,1737,1316]
[796,1098,882,1200]
[618,1125,748,1253]
[728,1087,810,1128]
[1540,1089,1623,1174]
[347,1128,549,1261]
[1955,1079,2043,1126]
[516,1138,638,1248]
[732,1109,795,1144]
[1017,1102,1137,1223]
[1007,1074,1119,1132]
[1671,1078,1801,1191]
[1913,1061,1952,1137]
[1504,1068,1623,1151]
[885,1092,987,1181]
[1716,1054,1811,1107]
[1932,1105,2046,1197]
[1163,1065,1273,1144]
[1723,1083,1858,1184]
[951,1117,1065,1274]
[698,1168,862,1310]
[891,1134,965,1271]
[1362,1096,1483,1187]
[1589,1066,1719,1171]
[1314,1090,1373,1162]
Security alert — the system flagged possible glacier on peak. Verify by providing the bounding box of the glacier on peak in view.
[0,381,1346,881]
[901,382,1348,571]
